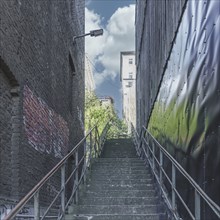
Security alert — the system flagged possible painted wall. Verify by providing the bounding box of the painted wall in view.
[136,0,187,132]
[148,2,220,218]
[136,0,220,219]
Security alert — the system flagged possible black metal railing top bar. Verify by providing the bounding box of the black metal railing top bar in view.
[131,124,220,220]
[3,121,111,220]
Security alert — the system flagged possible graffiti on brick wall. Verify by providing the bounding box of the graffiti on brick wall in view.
[23,85,69,158]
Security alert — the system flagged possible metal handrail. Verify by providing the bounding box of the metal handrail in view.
[131,124,220,220]
[4,122,111,220]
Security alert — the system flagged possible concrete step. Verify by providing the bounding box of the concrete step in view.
[103,145,135,148]
[102,146,136,150]
[90,173,152,180]
[102,153,138,158]
[86,183,154,191]
[69,205,164,215]
[67,139,167,220]
[91,164,147,169]
[103,154,136,158]
[103,148,136,152]
[91,169,149,175]
[103,140,134,148]
[93,158,144,163]
[91,165,147,170]
[90,169,149,174]
[87,178,153,185]
[91,163,148,168]
[78,197,159,206]
[83,189,157,198]
[92,162,146,166]
[65,214,166,220]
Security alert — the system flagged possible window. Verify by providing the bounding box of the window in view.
[126,81,133,87]
[129,58,133,64]
[69,54,76,114]
[69,54,76,75]
[129,72,133,79]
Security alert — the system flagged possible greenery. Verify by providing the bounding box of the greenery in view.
[107,117,128,139]
[85,90,127,138]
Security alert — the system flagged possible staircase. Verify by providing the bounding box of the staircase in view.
[66,138,166,220]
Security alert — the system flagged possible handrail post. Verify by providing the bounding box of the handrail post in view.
[94,129,97,158]
[34,190,40,220]
[75,150,79,204]
[195,190,201,220]
[146,135,149,160]
[134,129,138,155]
[83,142,87,184]
[100,126,105,156]
[159,149,163,185]
[61,163,65,217]
[95,128,98,158]
[172,163,176,212]
[99,134,102,156]
[138,129,143,157]
[95,127,99,156]
[90,131,93,162]
[97,127,100,157]
[152,142,155,172]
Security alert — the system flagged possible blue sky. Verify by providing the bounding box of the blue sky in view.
[85,0,135,117]
[86,0,135,24]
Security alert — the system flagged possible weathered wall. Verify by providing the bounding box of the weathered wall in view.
[0,0,85,205]
[136,0,187,132]
[136,0,220,219]
[0,59,21,201]
[148,1,220,218]
[0,68,13,198]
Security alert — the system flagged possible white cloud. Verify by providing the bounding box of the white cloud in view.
[85,8,105,61]
[85,5,135,87]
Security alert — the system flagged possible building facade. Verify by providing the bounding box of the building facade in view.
[85,54,95,92]
[120,51,136,133]
[99,96,114,107]
[0,0,85,210]
[136,0,220,218]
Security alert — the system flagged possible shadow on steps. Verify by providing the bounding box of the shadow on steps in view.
[101,138,137,158]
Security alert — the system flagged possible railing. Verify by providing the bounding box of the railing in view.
[132,125,220,220]
[4,122,111,220]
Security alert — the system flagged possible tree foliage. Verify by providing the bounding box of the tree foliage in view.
[107,117,128,139]
[85,90,127,137]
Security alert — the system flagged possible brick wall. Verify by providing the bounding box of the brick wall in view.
[0,68,13,198]
[23,85,69,158]
[0,0,85,204]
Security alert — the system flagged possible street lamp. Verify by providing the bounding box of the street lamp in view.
[73,29,103,41]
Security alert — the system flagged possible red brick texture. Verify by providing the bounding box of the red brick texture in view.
[23,85,69,158]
